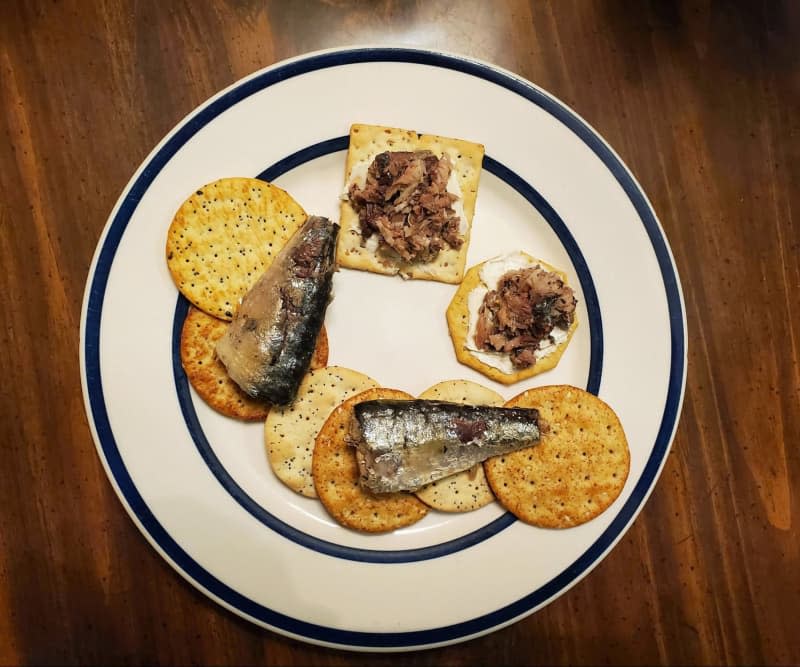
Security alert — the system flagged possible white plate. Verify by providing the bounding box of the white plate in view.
[80,47,686,651]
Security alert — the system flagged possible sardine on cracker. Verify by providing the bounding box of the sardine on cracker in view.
[313,387,429,533]
[215,216,339,406]
[413,380,503,512]
[447,252,578,384]
[180,306,328,421]
[166,177,306,320]
[338,123,484,284]
[351,398,541,494]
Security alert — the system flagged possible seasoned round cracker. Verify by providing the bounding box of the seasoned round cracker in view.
[413,380,503,512]
[313,387,428,533]
[166,177,306,320]
[180,306,328,421]
[416,379,505,406]
[484,385,630,528]
[264,367,378,497]
[446,253,578,385]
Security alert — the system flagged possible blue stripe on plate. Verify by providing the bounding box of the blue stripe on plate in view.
[172,142,602,564]
[83,47,685,649]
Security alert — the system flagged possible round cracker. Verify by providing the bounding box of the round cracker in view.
[446,253,578,385]
[413,380,503,512]
[166,177,306,320]
[416,379,505,406]
[264,367,378,497]
[313,387,428,533]
[484,385,630,528]
[180,306,328,421]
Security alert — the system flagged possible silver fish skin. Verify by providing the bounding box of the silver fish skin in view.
[215,215,339,405]
[351,399,540,493]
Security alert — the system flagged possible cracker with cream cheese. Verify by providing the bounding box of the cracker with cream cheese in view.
[338,123,484,284]
[446,252,578,384]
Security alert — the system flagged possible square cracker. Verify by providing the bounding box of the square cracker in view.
[338,123,484,284]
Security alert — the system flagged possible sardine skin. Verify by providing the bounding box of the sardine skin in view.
[216,216,339,405]
[351,399,541,493]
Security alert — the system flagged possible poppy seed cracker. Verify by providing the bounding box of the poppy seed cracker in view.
[166,177,306,320]
[485,385,630,528]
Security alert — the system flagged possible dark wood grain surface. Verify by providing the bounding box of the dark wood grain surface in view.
[1,1,798,664]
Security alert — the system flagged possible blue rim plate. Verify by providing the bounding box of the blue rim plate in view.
[80,47,686,651]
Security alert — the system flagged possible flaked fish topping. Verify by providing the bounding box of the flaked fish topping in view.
[475,265,577,369]
[350,399,541,493]
[347,150,463,263]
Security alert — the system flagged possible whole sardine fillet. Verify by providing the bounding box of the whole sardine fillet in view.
[216,215,339,405]
[351,399,540,493]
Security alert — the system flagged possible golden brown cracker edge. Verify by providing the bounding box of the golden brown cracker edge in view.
[180,306,329,421]
[484,385,630,528]
[313,387,429,532]
[446,254,578,385]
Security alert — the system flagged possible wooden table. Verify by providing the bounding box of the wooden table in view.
[2,1,798,664]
